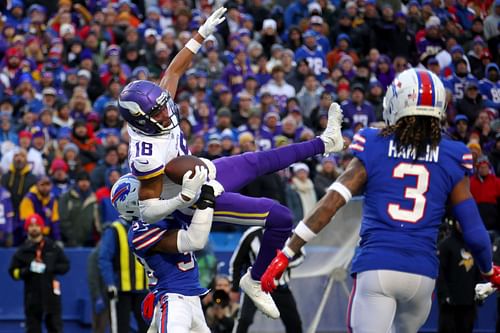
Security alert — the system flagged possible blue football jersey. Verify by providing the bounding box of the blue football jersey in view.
[349,127,473,278]
[128,217,207,300]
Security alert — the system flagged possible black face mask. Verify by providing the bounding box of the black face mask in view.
[456,71,467,78]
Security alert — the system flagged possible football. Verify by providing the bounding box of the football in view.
[164,155,207,185]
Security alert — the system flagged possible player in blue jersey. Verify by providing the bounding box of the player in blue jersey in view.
[478,63,500,109]
[261,68,500,333]
[111,174,223,333]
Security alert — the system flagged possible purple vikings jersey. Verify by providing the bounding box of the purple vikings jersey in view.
[349,127,473,278]
[128,216,207,300]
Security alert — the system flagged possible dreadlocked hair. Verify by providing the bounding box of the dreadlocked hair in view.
[380,116,442,158]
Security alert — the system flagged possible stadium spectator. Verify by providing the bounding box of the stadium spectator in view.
[90,146,120,190]
[1,148,37,240]
[297,74,323,121]
[456,81,485,124]
[289,163,317,218]
[8,213,69,333]
[470,157,500,231]
[314,155,340,199]
[59,171,100,247]
[49,158,71,199]
[61,142,83,181]
[19,176,60,242]
[450,114,470,144]
[341,83,376,129]
[71,120,103,173]
[1,130,45,178]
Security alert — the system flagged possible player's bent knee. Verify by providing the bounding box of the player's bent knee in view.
[265,202,293,232]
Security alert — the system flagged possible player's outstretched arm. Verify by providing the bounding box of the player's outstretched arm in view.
[287,158,367,252]
[261,158,367,292]
[450,177,498,280]
[151,181,224,253]
[159,7,226,97]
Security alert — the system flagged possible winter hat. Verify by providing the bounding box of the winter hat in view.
[24,213,45,231]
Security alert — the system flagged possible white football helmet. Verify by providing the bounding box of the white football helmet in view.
[382,68,446,126]
[110,173,140,221]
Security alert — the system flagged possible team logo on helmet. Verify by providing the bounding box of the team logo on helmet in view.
[111,182,130,206]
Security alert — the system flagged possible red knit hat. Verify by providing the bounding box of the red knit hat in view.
[24,213,45,231]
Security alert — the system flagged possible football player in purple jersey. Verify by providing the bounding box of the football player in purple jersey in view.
[116,7,345,319]
[262,68,500,333]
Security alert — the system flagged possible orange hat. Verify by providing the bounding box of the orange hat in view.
[24,213,45,231]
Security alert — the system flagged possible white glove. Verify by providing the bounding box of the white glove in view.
[198,7,227,38]
[199,157,217,180]
[181,165,208,202]
[475,282,497,301]
[30,260,46,274]
[205,179,224,197]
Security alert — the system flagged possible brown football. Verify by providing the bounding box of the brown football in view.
[164,155,207,185]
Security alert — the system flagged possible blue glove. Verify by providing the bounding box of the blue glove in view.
[95,297,106,314]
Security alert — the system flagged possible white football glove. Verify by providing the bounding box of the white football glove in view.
[181,165,208,202]
[198,7,227,38]
[206,179,224,197]
[199,157,217,180]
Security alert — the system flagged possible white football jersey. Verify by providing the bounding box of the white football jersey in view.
[127,125,189,200]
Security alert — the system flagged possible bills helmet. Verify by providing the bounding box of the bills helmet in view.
[111,173,140,221]
[118,80,179,136]
[383,68,446,126]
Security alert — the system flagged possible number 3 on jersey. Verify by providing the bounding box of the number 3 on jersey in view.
[177,252,195,271]
[387,163,430,223]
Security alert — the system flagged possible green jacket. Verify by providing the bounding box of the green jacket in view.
[59,188,101,247]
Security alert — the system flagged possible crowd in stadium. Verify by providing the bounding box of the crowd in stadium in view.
[0,0,500,331]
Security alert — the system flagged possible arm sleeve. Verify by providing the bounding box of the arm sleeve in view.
[98,228,118,287]
[452,198,493,273]
[139,195,190,224]
[177,207,214,253]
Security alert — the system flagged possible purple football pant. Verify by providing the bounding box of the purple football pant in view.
[212,138,324,279]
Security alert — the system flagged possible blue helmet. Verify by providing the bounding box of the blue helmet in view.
[118,80,179,136]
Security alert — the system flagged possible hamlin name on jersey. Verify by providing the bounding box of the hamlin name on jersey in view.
[349,127,472,279]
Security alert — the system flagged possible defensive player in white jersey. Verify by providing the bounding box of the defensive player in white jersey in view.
[117,7,345,319]
[261,68,500,332]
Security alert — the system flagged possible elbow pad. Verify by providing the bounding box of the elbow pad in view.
[452,198,493,273]
[139,195,189,224]
[177,208,214,252]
